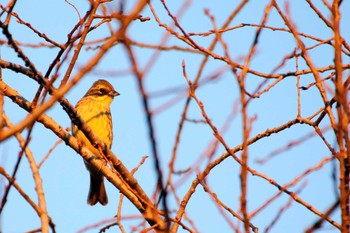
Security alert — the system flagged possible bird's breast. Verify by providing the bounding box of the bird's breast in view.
[74,101,113,155]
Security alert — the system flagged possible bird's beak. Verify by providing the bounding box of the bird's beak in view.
[110,90,120,97]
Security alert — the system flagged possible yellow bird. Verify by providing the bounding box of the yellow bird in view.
[72,79,119,205]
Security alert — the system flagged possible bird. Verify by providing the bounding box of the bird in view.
[72,79,119,205]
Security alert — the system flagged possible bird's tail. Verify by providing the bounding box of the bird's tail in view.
[88,174,108,206]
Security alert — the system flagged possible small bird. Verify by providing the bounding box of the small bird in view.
[72,79,119,205]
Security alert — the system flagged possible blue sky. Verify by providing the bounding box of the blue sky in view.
[1,0,348,232]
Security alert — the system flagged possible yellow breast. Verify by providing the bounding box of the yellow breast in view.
[72,96,113,157]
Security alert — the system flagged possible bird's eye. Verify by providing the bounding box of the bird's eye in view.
[99,88,106,94]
